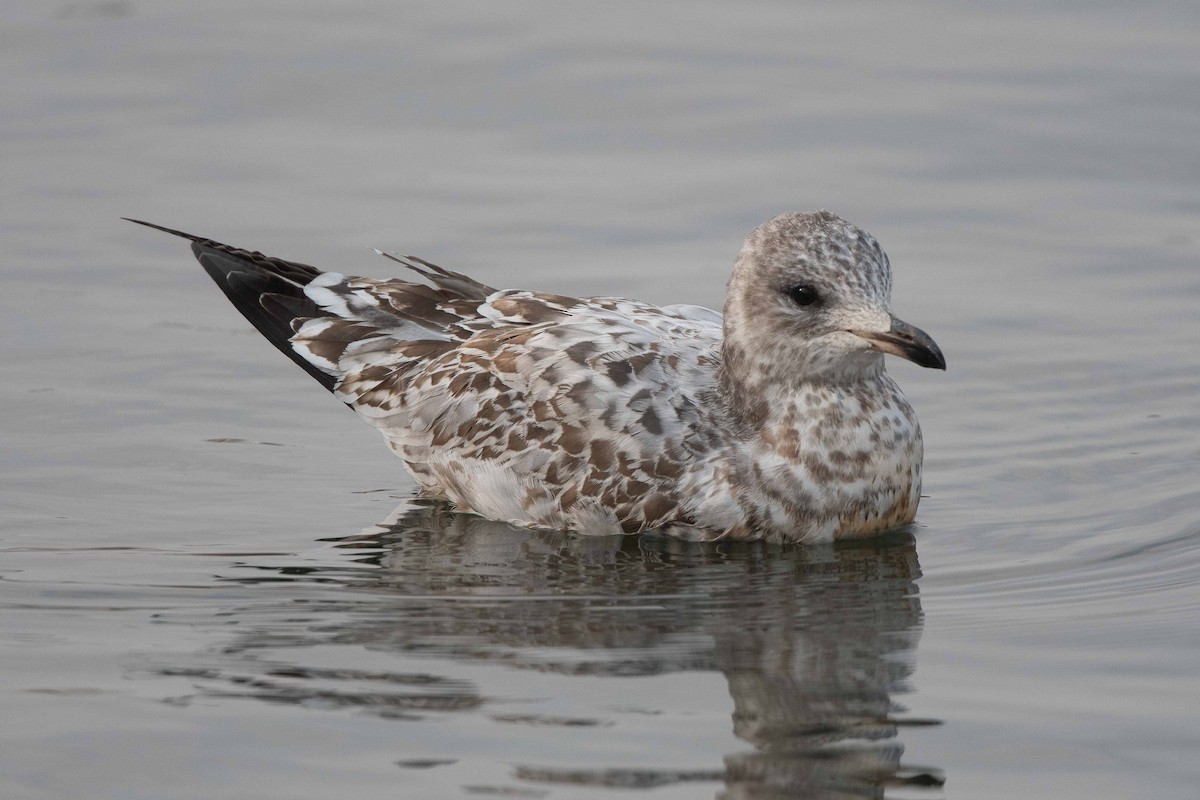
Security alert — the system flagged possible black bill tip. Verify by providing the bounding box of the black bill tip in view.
[852,316,946,371]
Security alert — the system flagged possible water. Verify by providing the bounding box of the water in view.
[3,2,1199,798]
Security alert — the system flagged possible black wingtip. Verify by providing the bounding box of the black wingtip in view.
[123,217,212,244]
[128,218,342,396]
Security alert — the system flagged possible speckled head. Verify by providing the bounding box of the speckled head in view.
[740,210,893,308]
[722,211,944,401]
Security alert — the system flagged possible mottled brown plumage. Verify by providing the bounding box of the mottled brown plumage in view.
[127,211,944,541]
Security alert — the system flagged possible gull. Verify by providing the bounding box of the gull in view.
[126,211,944,542]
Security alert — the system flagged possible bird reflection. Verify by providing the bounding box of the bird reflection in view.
[168,499,943,798]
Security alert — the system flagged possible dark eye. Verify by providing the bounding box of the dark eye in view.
[785,284,819,307]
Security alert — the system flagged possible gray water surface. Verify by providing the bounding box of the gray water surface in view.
[3,2,1199,798]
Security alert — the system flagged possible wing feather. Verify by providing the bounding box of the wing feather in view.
[128,218,726,532]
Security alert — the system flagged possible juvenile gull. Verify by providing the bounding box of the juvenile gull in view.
[127,212,944,542]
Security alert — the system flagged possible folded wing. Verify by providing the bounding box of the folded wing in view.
[129,219,725,531]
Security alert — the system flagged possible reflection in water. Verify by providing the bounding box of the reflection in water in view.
[164,500,943,798]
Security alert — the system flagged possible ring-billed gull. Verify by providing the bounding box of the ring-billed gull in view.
[127,211,944,542]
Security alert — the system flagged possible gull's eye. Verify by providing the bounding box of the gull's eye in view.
[785,284,819,307]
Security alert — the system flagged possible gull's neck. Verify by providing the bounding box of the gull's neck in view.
[718,329,889,434]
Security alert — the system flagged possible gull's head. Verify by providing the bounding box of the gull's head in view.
[724,210,945,385]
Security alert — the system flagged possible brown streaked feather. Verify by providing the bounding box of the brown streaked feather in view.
[375,250,497,301]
